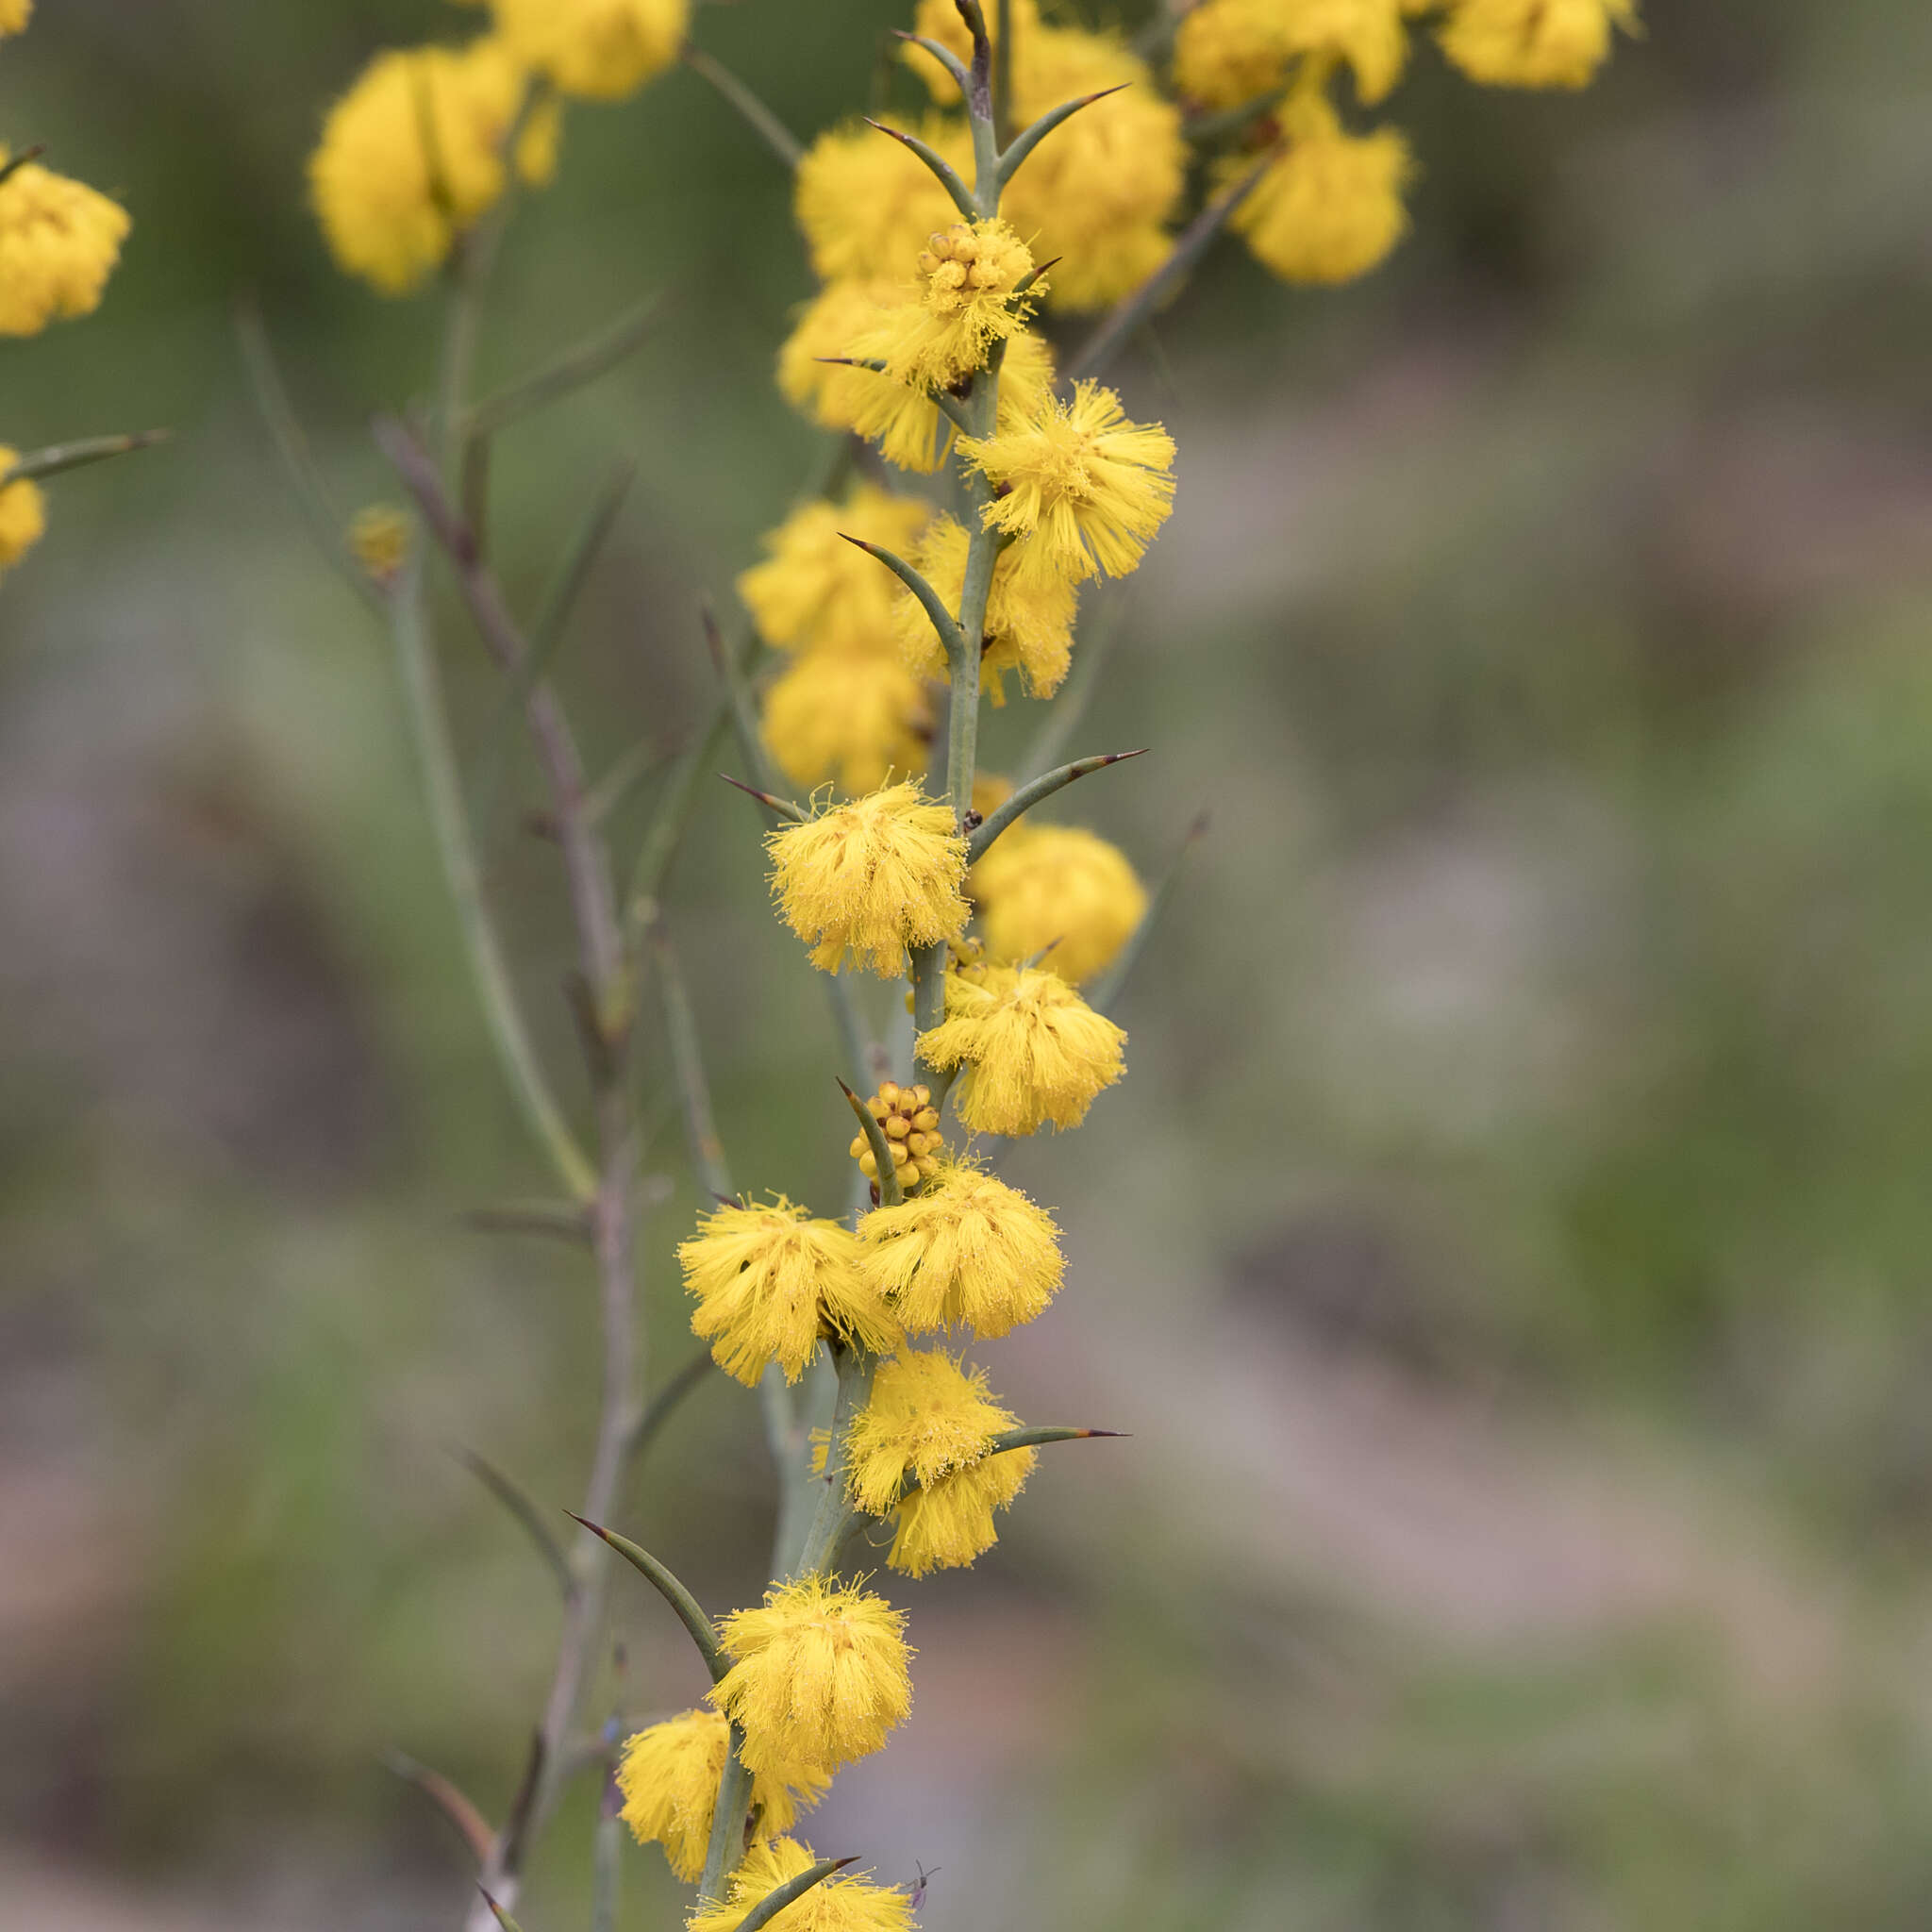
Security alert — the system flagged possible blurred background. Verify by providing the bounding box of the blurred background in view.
[8,0,1932,1925]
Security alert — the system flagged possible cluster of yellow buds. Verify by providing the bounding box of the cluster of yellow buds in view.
[848,1080,945,1194]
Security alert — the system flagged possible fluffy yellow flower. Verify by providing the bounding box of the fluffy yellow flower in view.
[1441,0,1637,88]
[761,651,932,797]
[794,116,973,284]
[490,0,687,100]
[917,963,1126,1135]
[617,1709,824,1882]
[971,824,1147,984]
[710,1578,914,1777]
[0,450,48,578]
[999,28,1186,312]
[678,1198,900,1387]
[739,488,932,654]
[854,320,1058,476]
[688,1836,914,1932]
[960,381,1175,594]
[776,277,895,428]
[0,152,130,337]
[892,512,1078,705]
[1173,0,1294,109]
[308,38,558,296]
[1174,0,1408,109]
[868,219,1041,392]
[1231,101,1412,285]
[845,1349,1035,1577]
[767,782,969,976]
[0,0,32,37]
[858,1165,1064,1337]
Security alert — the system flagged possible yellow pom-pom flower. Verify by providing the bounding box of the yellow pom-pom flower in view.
[868,219,1041,392]
[710,1577,914,1777]
[0,451,48,580]
[491,0,688,101]
[308,39,558,296]
[678,1198,900,1387]
[0,151,131,337]
[688,1836,914,1932]
[858,1164,1065,1337]
[767,782,969,976]
[1230,92,1413,285]
[617,1709,824,1882]
[844,1349,1036,1577]
[1174,0,1408,109]
[970,823,1148,985]
[0,1,32,39]
[999,28,1186,313]
[1440,0,1637,89]
[795,116,973,284]
[761,651,932,797]
[739,488,931,654]
[917,963,1126,1135]
[892,512,1077,705]
[960,380,1175,595]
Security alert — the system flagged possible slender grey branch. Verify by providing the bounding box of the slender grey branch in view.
[455,1447,576,1598]
[385,1752,495,1865]
[1090,810,1209,1013]
[683,43,805,170]
[967,749,1148,862]
[1067,157,1271,382]
[625,1347,716,1472]
[463,291,667,440]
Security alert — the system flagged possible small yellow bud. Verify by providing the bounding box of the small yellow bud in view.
[906,1132,932,1158]
[885,1115,911,1141]
[912,1108,940,1132]
[890,1141,911,1168]
[859,1151,879,1179]
[878,1080,902,1108]
[915,1157,941,1181]
[848,1136,867,1159]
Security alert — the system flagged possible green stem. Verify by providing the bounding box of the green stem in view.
[697,1731,756,1905]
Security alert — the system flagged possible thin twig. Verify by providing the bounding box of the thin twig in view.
[682,43,806,170]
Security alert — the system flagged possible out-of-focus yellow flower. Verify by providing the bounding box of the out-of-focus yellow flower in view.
[678,1198,900,1386]
[858,1164,1064,1337]
[918,962,1126,1135]
[0,150,130,337]
[767,781,969,975]
[1230,96,1412,284]
[893,513,1077,705]
[0,1,33,38]
[971,823,1147,984]
[1174,0,1409,109]
[687,1836,914,1932]
[845,1348,1036,1575]
[490,0,687,101]
[761,651,932,797]
[867,219,1041,391]
[348,504,411,586]
[999,27,1186,312]
[308,38,558,295]
[794,116,972,284]
[1440,0,1638,88]
[739,487,931,654]
[960,380,1175,594]
[617,1709,824,1882]
[904,0,1040,86]
[0,448,48,579]
[711,1578,913,1778]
